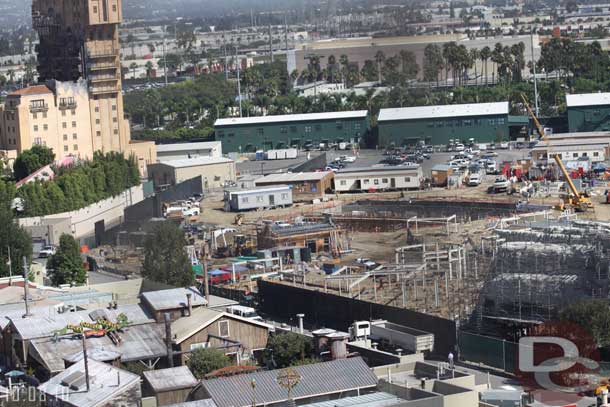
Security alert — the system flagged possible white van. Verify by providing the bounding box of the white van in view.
[226,305,263,321]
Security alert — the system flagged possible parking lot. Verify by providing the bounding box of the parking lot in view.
[236,147,533,181]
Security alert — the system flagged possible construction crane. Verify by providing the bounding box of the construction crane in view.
[521,94,593,212]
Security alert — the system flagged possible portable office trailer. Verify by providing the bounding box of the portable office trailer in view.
[334,165,423,192]
[224,185,293,211]
[266,148,298,160]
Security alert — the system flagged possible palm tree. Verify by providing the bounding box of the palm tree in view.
[469,48,479,85]
[491,43,504,83]
[327,54,336,83]
[129,62,138,79]
[480,46,491,85]
[145,61,154,80]
[374,50,385,84]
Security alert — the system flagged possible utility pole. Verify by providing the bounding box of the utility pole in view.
[7,246,12,278]
[224,42,228,80]
[269,23,274,63]
[284,15,289,52]
[162,26,168,86]
[202,242,210,306]
[81,333,91,392]
[236,47,242,117]
[22,257,31,318]
[531,30,539,117]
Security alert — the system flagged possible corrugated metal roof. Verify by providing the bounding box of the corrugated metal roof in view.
[171,308,272,344]
[156,142,222,153]
[566,92,610,107]
[30,323,167,372]
[0,303,63,330]
[91,303,155,325]
[335,165,421,176]
[378,102,508,121]
[301,392,404,407]
[225,185,292,196]
[215,111,368,127]
[157,157,234,169]
[171,307,223,344]
[431,164,452,171]
[202,357,378,407]
[10,309,92,340]
[144,366,198,391]
[141,287,207,311]
[532,143,606,152]
[9,304,154,340]
[38,359,140,407]
[546,131,610,140]
[165,401,218,407]
[256,171,333,184]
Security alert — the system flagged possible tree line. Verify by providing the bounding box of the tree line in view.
[7,151,141,217]
[123,38,610,143]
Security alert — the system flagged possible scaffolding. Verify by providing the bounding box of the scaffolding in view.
[476,217,610,330]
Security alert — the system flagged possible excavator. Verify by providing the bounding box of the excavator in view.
[521,94,593,212]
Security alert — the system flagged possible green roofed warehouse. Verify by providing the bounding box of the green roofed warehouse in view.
[214,111,370,153]
[377,102,513,147]
[566,92,610,133]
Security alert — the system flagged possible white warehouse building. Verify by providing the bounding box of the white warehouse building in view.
[530,136,610,164]
[334,165,423,192]
[155,141,222,162]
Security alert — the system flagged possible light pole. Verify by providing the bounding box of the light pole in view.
[162,26,168,86]
[230,45,243,118]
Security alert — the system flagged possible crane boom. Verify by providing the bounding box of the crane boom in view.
[521,93,592,210]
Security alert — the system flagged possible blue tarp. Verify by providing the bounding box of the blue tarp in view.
[208,269,230,276]
[221,265,248,273]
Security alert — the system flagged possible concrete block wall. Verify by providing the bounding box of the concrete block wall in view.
[18,184,144,243]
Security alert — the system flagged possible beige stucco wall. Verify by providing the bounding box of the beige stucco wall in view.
[18,184,144,241]
[126,140,157,177]
[175,161,236,189]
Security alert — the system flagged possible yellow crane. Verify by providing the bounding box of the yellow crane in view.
[521,94,593,212]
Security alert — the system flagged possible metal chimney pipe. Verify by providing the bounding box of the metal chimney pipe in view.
[296,314,305,334]
[186,293,193,317]
[164,313,174,367]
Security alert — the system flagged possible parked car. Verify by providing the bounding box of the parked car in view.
[340,156,357,163]
[468,174,482,186]
[39,245,56,258]
[355,258,379,270]
[454,143,465,152]
[493,176,510,192]
[486,161,498,174]
[226,305,264,322]
[183,207,200,217]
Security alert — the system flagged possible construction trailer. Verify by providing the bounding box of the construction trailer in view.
[255,171,334,202]
[334,165,423,192]
[223,185,293,211]
[430,164,455,187]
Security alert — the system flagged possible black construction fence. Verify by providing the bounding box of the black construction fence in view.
[257,279,457,357]
[290,152,327,173]
[97,176,203,246]
[124,175,203,221]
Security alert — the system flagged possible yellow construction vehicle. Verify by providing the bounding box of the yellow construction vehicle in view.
[521,94,593,212]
